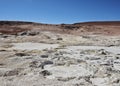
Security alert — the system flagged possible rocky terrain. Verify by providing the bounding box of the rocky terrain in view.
[0,21,120,86]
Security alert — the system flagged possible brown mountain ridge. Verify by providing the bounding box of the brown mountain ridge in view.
[0,21,120,35]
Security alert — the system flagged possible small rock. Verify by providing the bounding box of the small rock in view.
[57,38,63,40]
[4,71,18,76]
[57,77,76,82]
[108,45,115,47]
[40,70,51,76]
[4,68,23,77]
[113,79,120,83]
[98,49,110,55]
[0,49,6,52]
[18,31,28,36]
[54,61,65,66]
[43,60,53,65]
[2,35,9,38]
[15,53,29,57]
[41,55,48,58]
[28,31,39,36]
[0,63,5,66]
[116,57,120,59]
[29,61,40,68]
[40,60,53,69]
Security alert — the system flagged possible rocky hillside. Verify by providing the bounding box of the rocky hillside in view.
[0,21,120,35]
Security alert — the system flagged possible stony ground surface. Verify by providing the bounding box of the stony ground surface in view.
[0,31,120,86]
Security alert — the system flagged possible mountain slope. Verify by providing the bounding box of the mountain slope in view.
[0,21,120,35]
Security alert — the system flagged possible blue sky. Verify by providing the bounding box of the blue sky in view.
[0,0,120,24]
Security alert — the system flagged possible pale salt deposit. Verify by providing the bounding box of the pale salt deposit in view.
[10,42,59,50]
[45,65,93,79]
[1,31,120,86]
[66,46,120,54]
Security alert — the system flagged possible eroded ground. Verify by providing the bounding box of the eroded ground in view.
[0,31,120,86]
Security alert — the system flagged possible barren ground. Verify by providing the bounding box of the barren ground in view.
[0,21,120,86]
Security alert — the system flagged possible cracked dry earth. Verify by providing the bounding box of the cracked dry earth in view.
[0,31,120,86]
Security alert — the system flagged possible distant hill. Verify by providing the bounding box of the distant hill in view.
[0,21,120,35]
[74,21,120,25]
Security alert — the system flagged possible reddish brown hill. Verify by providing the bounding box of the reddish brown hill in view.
[0,21,42,35]
[74,21,120,25]
[72,21,120,35]
[0,21,120,35]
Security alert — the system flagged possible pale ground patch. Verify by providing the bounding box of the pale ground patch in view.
[45,65,93,79]
[10,42,59,50]
[66,45,120,54]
